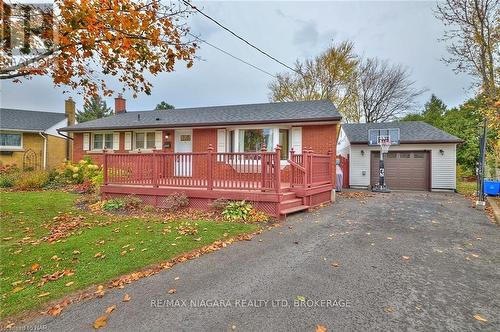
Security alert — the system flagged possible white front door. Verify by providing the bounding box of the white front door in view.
[174,129,193,177]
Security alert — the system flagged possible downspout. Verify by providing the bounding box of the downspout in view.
[57,130,74,161]
[38,132,47,170]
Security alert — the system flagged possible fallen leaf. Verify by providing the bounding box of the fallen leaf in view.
[12,286,24,293]
[402,256,411,260]
[296,295,305,302]
[473,314,488,323]
[94,252,103,258]
[38,292,50,298]
[331,262,341,268]
[30,263,41,272]
[95,285,105,297]
[168,288,176,294]
[387,237,393,240]
[123,294,131,302]
[47,307,62,316]
[65,281,74,287]
[105,305,116,314]
[174,277,180,281]
[471,253,479,258]
[384,306,395,313]
[316,325,327,332]
[93,315,108,329]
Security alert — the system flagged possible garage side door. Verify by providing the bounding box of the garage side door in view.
[371,151,430,191]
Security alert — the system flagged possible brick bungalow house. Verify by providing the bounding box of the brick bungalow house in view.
[60,96,341,217]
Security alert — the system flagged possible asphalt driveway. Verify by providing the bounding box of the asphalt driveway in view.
[25,192,499,331]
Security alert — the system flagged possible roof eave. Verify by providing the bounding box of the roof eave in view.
[59,116,342,132]
[350,139,463,145]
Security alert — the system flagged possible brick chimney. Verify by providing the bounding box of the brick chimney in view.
[65,97,76,125]
[115,94,126,114]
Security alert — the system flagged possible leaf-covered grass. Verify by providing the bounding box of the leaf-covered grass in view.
[456,178,477,196]
[0,191,258,318]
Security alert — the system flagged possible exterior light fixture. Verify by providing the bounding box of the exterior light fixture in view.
[361,150,365,156]
[439,149,444,156]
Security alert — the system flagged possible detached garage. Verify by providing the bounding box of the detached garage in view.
[337,121,462,191]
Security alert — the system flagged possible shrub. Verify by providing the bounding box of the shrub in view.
[211,198,230,211]
[222,201,253,222]
[123,195,143,210]
[0,164,19,174]
[163,192,189,211]
[56,158,102,192]
[102,198,125,211]
[15,171,49,190]
[143,205,156,213]
[0,174,15,188]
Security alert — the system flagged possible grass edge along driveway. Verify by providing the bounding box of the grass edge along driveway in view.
[0,191,258,318]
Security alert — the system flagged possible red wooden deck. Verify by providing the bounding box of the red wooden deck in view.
[100,145,335,217]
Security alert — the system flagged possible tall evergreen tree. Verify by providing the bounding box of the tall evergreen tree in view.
[75,96,112,123]
[155,101,175,110]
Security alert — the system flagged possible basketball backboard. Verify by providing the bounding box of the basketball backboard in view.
[368,128,400,146]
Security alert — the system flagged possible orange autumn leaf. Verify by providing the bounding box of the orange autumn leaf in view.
[93,315,108,329]
[316,325,327,332]
[123,294,131,302]
[105,305,116,314]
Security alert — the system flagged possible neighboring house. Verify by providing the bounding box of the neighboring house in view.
[0,99,76,170]
[337,121,462,191]
[60,96,341,216]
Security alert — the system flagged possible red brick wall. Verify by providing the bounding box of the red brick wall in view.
[302,124,337,185]
[302,124,337,154]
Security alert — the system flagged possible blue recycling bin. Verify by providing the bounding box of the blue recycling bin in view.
[484,180,500,196]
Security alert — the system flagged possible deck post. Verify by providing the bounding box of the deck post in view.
[289,147,295,188]
[309,148,314,187]
[103,150,108,185]
[207,144,214,190]
[303,148,309,188]
[261,144,267,190]
[274,145,282,193]
[153,150,159,188]
[328,149,334,186]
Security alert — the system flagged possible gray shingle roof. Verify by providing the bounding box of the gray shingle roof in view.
[60,100,340,131]
[0,108,67,131]
[342,121,462,144]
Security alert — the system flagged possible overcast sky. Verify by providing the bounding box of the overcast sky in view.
[0,1,474,115]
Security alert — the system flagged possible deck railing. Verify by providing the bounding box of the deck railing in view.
[288,148,334,188]
[102,145,333,192]
[103,145,283,192]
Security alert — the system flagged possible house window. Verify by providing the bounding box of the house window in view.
[238,129,273,152]
[92,133,113,150]
[135,132,155,150]
[279,129,289,160]
[0,133,22,149]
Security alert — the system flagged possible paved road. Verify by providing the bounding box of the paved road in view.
[26,192,499,331]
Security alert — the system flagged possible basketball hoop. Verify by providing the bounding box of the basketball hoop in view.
[378,136,391,154]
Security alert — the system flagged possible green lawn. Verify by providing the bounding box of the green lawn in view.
[0,191,258,318]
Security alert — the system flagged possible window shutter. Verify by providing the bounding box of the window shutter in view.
[124,132,132,150]
[155,131,162,150]
[291,127,302,153]
[113,132,120,150]
[83,133,90,151]
[217,129,226,153]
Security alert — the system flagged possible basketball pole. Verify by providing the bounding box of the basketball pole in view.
[372,139,391,193]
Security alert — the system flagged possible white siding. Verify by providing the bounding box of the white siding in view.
[349,143,457,191]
